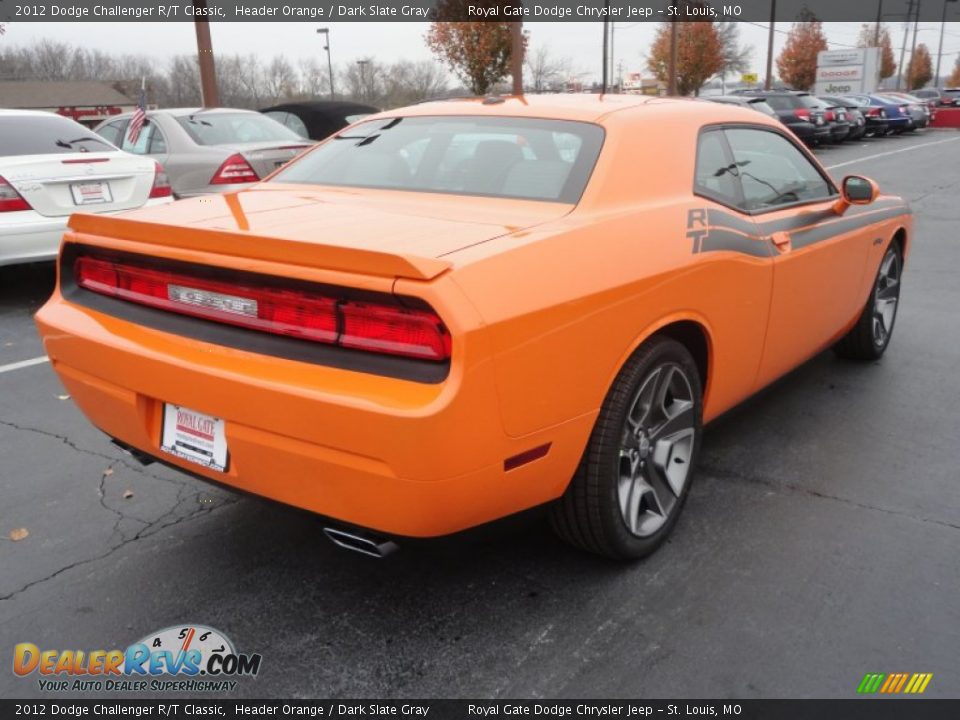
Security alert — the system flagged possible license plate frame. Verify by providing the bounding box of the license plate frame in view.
[160,403,229,473]
[70,181,113,206]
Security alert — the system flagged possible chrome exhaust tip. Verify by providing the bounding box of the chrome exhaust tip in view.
[323,527,398,559]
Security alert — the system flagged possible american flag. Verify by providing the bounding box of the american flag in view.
[127,82,147,145]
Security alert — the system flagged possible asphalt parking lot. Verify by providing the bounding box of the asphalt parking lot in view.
[2,129,959,700]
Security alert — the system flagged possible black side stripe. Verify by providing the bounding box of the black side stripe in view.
[698,202,910,258]
[699,229,773,257]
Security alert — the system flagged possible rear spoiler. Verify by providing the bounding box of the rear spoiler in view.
[67,213,452,282]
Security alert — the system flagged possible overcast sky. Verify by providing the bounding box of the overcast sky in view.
[5,20,960,83]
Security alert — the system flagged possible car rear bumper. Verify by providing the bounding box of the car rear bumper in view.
[34,293,585,537]
[0,199,172,267]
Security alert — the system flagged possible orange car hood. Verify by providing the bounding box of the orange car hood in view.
[68,186,571,281]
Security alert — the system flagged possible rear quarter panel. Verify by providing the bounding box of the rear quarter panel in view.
[447,107,776,438]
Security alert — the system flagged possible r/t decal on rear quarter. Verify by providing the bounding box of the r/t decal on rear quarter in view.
[686,208,709,253]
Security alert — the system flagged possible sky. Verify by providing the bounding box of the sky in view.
[4,20,960,83]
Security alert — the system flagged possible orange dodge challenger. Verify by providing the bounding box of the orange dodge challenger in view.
[35,95,911,559]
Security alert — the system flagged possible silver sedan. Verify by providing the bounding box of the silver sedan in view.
[94,108,313,198]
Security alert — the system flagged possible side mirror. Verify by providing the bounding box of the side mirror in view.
[833,175,880,215]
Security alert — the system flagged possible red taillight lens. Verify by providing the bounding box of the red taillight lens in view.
[793,108,811,120]
[210,153,259,185]
[340,302,451,361]
[824,110,835,121]
[0,175,31,213]
[73,256,450,362]
[150,161,173,199]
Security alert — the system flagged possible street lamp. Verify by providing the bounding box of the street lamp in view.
[935,0,959,85]
[357,59,370,103]
[317,27,335,100]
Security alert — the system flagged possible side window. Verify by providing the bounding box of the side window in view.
[284,114,309,138]
[694,130,740,207]
[724,128,833,212]
[149,125,168,155]
[97,120,127,147]
[121,119,155,155]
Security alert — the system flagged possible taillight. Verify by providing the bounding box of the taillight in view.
[793,108,811,120]
[73,255,450,362]
[340,302,451,361]
[866,108,881,117]
[149,162,173,199]
[0,175,31,213]
[210,153,259,185]
[824,110,835,121]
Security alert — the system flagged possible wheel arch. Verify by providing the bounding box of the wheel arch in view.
[892,226,908,261]
[611,314,714,411]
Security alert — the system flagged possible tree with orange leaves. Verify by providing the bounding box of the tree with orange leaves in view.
[776,10,828,91]
[948,57,960,87]
[426,2,526,96]
[856,23,897,81]
[647,21,724,96]
[907,44,934,90]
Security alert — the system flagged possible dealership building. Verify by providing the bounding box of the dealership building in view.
[0,80,137,127]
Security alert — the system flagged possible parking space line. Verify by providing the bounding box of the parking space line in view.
[0,356,49,375]
[825,136,960,170]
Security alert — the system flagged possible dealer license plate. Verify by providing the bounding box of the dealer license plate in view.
[70,181,113,205]
[160,404,228,472]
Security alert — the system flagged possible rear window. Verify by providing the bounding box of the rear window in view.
[764,95,801,111]
[748,100,776,115]
[0,115,118,156]
[271,116,605,204]
[177,112,302,146]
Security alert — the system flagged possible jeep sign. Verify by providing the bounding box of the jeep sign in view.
[815,48,881,96]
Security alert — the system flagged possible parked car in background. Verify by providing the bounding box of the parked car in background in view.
[838,95,891,137]
[803,95,851,143]
[731,90,830,145]
[819,96,867,140]
[0,110,172,267]
[707,95,778,118]
[94,108,312,198]
[912,88,959,107]
[879,92,933,128]
[848,95,913,134]
[261,101,379,141]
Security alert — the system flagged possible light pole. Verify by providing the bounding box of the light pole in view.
[193,0,219,107]
[908,0,922,90]
[357,59,370,103]
[317,28,335,100]
[764,0,776,90]
[511,21,524,95]
[667,18,678,95]
[935,0,959,84]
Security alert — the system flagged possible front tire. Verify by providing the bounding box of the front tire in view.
[833,242,903,361]
[549,338,703,560]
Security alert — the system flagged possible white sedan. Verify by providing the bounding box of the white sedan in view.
[0,110,173,267]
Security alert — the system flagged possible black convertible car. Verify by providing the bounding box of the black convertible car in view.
[261,101,380,141]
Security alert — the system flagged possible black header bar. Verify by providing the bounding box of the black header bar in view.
[2,0,959,23]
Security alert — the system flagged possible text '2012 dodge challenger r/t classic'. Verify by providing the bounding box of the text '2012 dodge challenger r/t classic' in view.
[35,95,912,559]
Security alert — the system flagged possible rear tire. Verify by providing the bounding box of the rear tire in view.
[549,338,703,560]
[833,243,903,361]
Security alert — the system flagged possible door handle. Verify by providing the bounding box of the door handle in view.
[771,231,792,253]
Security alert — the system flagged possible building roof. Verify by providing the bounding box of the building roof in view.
[0,81,135,109]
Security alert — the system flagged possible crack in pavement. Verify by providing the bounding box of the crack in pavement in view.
[0,496,241,602]
[0,418,194,491]
[699,463,960,533]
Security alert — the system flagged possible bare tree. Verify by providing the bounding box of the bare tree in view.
[342,58,383,105]
[524,45,570,93]
[298,56,330,98]
[263,55,297,104]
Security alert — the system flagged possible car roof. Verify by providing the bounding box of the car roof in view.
[261,101,380,115]
[366,93,769,127]
[0,109,63,118]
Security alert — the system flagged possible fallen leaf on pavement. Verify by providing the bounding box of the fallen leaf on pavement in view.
[103,468,114,477]
[9,528,29,541]
[123,490,134,499]
[57,395,70,401]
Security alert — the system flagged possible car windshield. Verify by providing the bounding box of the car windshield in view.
[0,115,118,156]
[271,115,605,204]
[177,112,302,145]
